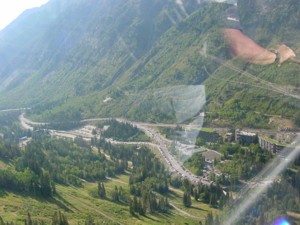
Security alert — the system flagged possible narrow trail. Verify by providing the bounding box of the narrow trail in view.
[169,202,201,219]
[169,187,184,195]
[106,177,128,185]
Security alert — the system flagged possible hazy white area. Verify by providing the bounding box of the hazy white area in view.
[0,0,49,30]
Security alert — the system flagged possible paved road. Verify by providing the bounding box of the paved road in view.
[0,108,31,113]
[19,114,211,185]
[127,120,211,185]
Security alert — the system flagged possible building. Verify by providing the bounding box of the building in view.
[235,129,258,146]
[225,132,234,142]
[197,129,221,143]
[258,136,285,154]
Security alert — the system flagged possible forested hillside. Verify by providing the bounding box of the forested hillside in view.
[0,0,299,128]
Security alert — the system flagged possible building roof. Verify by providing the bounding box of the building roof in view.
[237,130,257,136]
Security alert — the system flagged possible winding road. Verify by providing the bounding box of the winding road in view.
[19,114,211,185]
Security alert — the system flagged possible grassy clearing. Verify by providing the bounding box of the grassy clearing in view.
[0,160,9,169]
[0,174,216,224]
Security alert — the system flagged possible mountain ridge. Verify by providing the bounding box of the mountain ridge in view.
[0,0,299,128]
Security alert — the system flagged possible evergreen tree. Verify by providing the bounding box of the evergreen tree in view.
[149,192,157,213]
[52,211,69,225]
[205,211,214,225]
[138,199,145,216]
[203,186,210,203]
[187,192,192,208]
[209,193,217,207]
[183,179,191,192]
[193,186,200,201]
[158,196,169,213]
[101,183,106,198]
[133,196,138,212]
[97,182,106,199]
[183,191,192,207]
[111,186,119,202]
[165,197,169,209]
[118,186,126,202]
[0,216,4,225]
[25,213,33,225]
[51,181,56,195]
[40,170,52,197]
[129,200,135,216]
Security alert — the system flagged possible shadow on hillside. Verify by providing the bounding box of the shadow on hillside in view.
[0,190,74,213]
[190,205,208,212]
[167,190,182,198]
[51,193,76,212]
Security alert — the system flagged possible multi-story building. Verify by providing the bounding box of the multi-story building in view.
[258,136,285,154]
[235,129,258,146]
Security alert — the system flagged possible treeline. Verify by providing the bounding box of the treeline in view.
[0,168,55,197]
[98,119,150,142]
[28,102,82,123]
[0,211,69,225]
[0,139,55,197]
[97,138,171,215]
[205,98,270,129]
[193,183,228,208]
[0,141,21,161]
[158,126,184,140]
[97,138,172,215]
[0,111,31,143]
[97,182,128,205]
[0,134,129,196]
[129,194,170,216]
[17,137,126,186]
[129,147,169,215]
[129,146,169,195]
[0,132,170,202]
[180,178,227,209]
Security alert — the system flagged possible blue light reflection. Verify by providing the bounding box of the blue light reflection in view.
[274,218,290,225]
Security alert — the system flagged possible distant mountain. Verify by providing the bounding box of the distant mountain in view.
[0,0,200,99]
[0,0,299,128]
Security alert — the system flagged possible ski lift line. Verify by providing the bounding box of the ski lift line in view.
[207,75,283,94]
[241,71,300,100]
[221,61,290,94]
[204,50,297,96]
[209,76,299,101]
[220,59,300,98]
[204,52,300,100]
[121,88,205,100]
[203,66,298,100]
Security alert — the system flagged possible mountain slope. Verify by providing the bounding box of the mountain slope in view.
[0,0,299,128]
[0,0,201,106]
